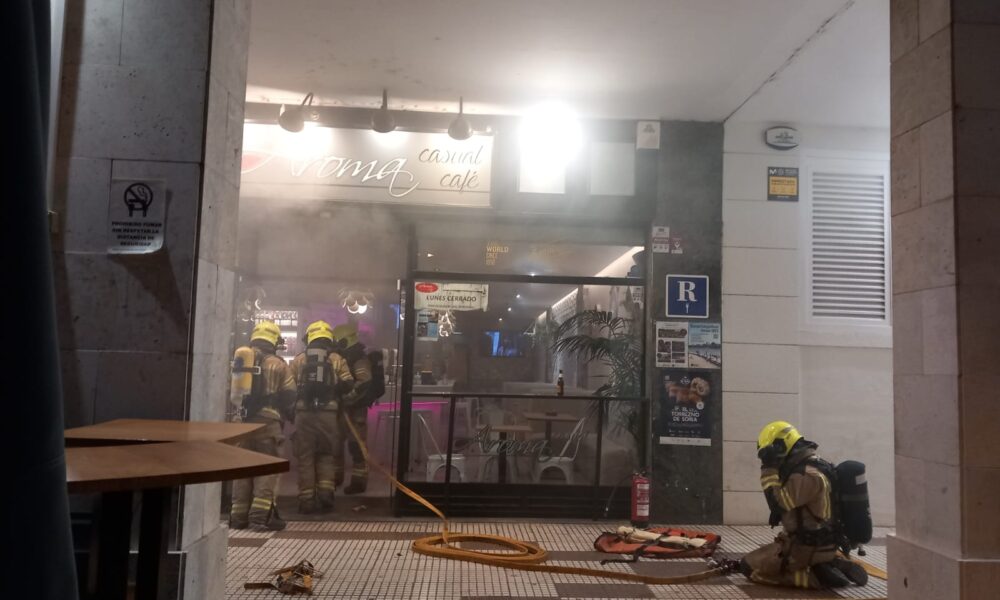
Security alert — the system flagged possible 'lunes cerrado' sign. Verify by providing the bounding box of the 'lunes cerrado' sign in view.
[240,123,493,207]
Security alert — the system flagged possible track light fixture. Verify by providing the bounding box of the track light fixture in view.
[278,92,314,133]
[371,89,396,133]
[448,97,472,140]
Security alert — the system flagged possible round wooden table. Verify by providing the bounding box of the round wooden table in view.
[66,423,288,600]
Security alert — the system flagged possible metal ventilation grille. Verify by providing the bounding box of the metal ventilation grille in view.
[810,171,887,320]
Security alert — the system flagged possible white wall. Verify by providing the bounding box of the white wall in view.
[721,121,894,526]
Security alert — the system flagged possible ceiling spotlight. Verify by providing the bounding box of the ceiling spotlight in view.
[371,89,396,133]
[507,307,512,312]
[278,92,314,133]
[448,97,472,140]
[498,317,503,322]
[515,293,521,299]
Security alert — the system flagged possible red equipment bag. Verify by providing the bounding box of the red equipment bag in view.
[593,527,721,561]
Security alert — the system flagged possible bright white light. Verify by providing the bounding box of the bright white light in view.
[507,307,512,312]
[515,293,521,299]
[518,102,582,194]
[519,102,582,156]
[355,304,369,315]
[369,129,410,150]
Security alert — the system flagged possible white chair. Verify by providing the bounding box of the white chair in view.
[533,417,588,484]
[417,413,466,482]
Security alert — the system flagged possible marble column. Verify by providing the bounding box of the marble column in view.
[53,1,250,598]
[889,0,1000,596]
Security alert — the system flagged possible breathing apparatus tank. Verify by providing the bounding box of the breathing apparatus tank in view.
[230,346,259,417]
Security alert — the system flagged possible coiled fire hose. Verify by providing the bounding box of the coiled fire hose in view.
[342,418,735,584]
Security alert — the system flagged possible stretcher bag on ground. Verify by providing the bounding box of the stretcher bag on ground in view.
[593,526,721,562]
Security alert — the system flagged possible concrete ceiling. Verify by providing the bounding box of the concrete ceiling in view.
[246,0,888,126]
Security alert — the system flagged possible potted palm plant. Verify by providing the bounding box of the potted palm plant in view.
[550,310,643,447]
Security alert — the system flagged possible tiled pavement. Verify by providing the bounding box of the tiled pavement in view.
[226,521,890,599]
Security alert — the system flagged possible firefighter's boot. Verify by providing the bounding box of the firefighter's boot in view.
[833,558,868,586]
[298,497,317,515]
[812,563,851,588]
[343,478,367,495]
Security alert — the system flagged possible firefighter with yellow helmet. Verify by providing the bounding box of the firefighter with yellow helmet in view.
[228,320,296,530]
[738,421,867,589]
[331,323,374,495]
[288,320,354,513]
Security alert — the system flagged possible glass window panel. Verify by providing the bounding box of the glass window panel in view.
[589,142,636,196]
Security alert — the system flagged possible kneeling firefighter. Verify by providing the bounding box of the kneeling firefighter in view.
[739,421,872,589]
[331,323,385,495]
[289,320,354,514]
[229,320,297,530]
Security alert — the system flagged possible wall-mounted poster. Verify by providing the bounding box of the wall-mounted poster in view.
[657,372,713,446]
[687,322,722,369]
[416,309,440,341]
[767,167,799,201]
[655,321,688,368]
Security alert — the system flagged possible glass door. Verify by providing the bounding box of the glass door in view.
[395,271,647,519]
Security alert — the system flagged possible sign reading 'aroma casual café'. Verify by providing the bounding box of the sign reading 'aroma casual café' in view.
[240,123,493,207]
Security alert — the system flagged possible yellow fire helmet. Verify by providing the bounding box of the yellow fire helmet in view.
[757,421,803,458]
[332,323,359,348]
[304,320,335,344]
[250,320,281,346]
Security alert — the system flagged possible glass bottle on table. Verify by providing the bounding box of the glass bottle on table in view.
[556,369,565,397]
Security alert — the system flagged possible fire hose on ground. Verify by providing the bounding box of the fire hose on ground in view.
[342,418,738,584]
[249,417,888,592]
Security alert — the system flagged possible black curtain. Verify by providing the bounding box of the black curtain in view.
[2,1,79,598]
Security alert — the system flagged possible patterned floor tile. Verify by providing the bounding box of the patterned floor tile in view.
[225,521,889,600]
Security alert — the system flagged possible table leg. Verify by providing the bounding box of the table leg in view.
[498,431,508,484]
[91,491,132,600]
[544,421,553,443]
[136,488,172,600]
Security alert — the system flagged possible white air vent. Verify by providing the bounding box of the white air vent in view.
[809,171,888,320]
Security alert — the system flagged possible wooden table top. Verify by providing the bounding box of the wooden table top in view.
[64,419,264,446]
[522,412,579,422]
[66,440,289,494]
[490,424,533,434]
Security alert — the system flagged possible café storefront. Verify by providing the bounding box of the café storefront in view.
[237,104,662,518]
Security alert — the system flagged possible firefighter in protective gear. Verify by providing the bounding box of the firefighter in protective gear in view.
[289,320,354,514]
[229,320,296,531]
[332,323,373,495]
[739,421,867,589]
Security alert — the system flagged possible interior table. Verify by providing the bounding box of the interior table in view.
[64,418,263,446]
[522,411,578,443]
[67,440,288,600]
[489,424,532,484]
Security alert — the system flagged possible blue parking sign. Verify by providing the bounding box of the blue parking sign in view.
[666,275,709,318]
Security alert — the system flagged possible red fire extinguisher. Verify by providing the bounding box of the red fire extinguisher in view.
[630,471,650,528]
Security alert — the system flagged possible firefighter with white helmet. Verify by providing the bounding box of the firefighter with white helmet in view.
[289,320,354,514]
[228,320,296,530]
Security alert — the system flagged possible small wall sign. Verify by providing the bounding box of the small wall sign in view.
[107,179,166,254]
[636,121,660,150]
[652,226,671,253]
[666,275,709,319]
[764,126,799,150]
[767,167,799,202]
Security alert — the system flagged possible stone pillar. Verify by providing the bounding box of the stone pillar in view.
[889,1,1000,596]
[648,121,724,523]
[53,1,250,597]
